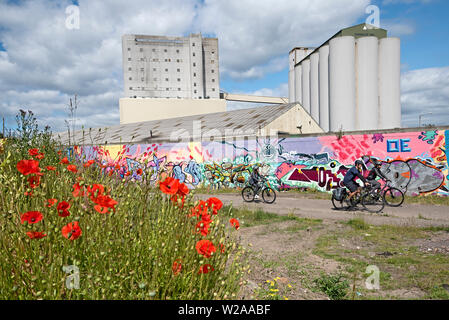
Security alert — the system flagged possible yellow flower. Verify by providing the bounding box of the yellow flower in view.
[287,284,292,288]
[269,288,279,292]
[284,296,289,300]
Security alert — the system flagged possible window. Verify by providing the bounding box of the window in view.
[141,77,144,81]
[211,69,214,73]
[153,68,156,71]
[128,67,132,71]
[192,52,195,56]
[140,68,144,71]
[165,59,168,62]
[129,77,132,80]
[211,60,214,63]
[165,68,168,72]
[152,48,156,52]
[177,59,180,63]
[193,62,196,67]
[166,88,169,91]
[212,79,215,82]
[140,58,144,61]
[211,51,215,54]
[153,58,158,62]
[140,48,143,52]
[194,90,197,94]
[176,49,179,53]
[178,88,181,91]
[153,77,157,81]
[164,49,167,52]
[177,68,180,72]
[177,78,181,82]
[192,43,195,47]
[165,78,169,81]
[128,58,131,61]
[127,48,131,51]
[212,88,215,91]
[194,83,196,87]
[129,87,133,90]
[193,72,196,77]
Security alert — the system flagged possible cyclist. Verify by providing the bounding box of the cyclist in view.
[367,159,389,193]
[343,159,370,203]
[249,164,264,199]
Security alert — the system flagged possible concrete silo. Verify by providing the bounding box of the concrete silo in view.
[379,37,401,129]
[294,64,302,104]
[301,59,311,114]
[355,36,378,130]
[329,36,356,132]
[288,50,296,102]
[318,45,330,132]
[310,52,320,123]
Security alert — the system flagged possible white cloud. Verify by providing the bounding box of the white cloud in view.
[226,82,288,111]
[401,66,449,127]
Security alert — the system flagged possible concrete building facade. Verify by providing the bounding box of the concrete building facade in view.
[122,33,220,99]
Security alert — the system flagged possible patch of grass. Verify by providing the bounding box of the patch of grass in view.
[192,186,238,195]
[427,285,449,299]
[423,226,449,233]
[313,273,350,300]
[345,218,369,230]
[404,194,449,206]
[221,205,316,227]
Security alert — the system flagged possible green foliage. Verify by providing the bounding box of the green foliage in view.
[313,273,349,300]
[345,218,369,230]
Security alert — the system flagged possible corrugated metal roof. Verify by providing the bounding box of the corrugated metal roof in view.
[53,103,297,145]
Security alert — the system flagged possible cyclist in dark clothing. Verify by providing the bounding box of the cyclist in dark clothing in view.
[343,160,370,201]
[367,159,389,193]
[249,164,264,199]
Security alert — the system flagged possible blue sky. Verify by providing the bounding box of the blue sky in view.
[0,0,448,132]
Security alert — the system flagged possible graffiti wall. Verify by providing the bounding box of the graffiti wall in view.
[72,129,448,196]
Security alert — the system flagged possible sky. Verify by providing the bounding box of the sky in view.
[0,0,448,133]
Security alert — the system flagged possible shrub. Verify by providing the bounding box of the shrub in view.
[314,273,349,300]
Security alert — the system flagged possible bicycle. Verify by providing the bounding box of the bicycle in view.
[332,183,385,213]
[378,179,405,207]
[241,177,276,204]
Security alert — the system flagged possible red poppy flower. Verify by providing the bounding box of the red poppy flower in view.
[172,259,182,276]
[28,175,41,189]
[177,183,189,197]
[61,221,82,240]
[72,183,85,197]
[159,177,179,195]
[189,201,208,218]
[24,191,34,197]
[195,240,216,258]
[57,201,71,217]
[21,211,43,224]
[87,184,105,200]
[17,160,41,176]
[94,205,110,214]
[196,220,210,237]
[57,151,62,155]
[125,171,131,176]
[46,198,57,207]
[136,168,143,175]
[207,197,223,214]
[35,153,45,160]
[219,243,225,253]
[83,160,95,168]
[60,157,69,164]
[115,164,121,170]
[92,195,118,212]
[229,218,240,230]
[67,164,77,173]
[198,264,214,274]
[26,231,47,239]
[46,166,56,171]
[28,148,39,156]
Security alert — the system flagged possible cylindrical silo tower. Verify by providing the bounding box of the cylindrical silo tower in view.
[288,50,295,102]
[310,52,320,123]
[329,36,356,132]
[319,45,329,132]
[294,64,302,104]
[301,59,311,114]
[379,37,401,129]
[355,36,378,130]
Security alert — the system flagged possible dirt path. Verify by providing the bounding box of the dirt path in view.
[196,192,449,227]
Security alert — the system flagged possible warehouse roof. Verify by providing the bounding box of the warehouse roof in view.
[54,103,297,145]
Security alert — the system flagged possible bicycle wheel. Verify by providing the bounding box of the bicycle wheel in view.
[262,187,276,204]
[331,195,346,210]
[242,186,255,202]
[383,187,404,207]
[362,192,385,213]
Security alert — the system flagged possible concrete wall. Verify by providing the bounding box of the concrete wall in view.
[119,98,226,124]
[262,104,323,135]
[73,128,448,197]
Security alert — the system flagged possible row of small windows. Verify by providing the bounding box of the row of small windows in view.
[128,87,216,92]
[128,48,182,53]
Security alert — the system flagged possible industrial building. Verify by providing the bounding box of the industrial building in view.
[288,23,401,132]
[55,103,322,145]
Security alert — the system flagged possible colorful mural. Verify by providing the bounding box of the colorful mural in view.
[72,129,449,196]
